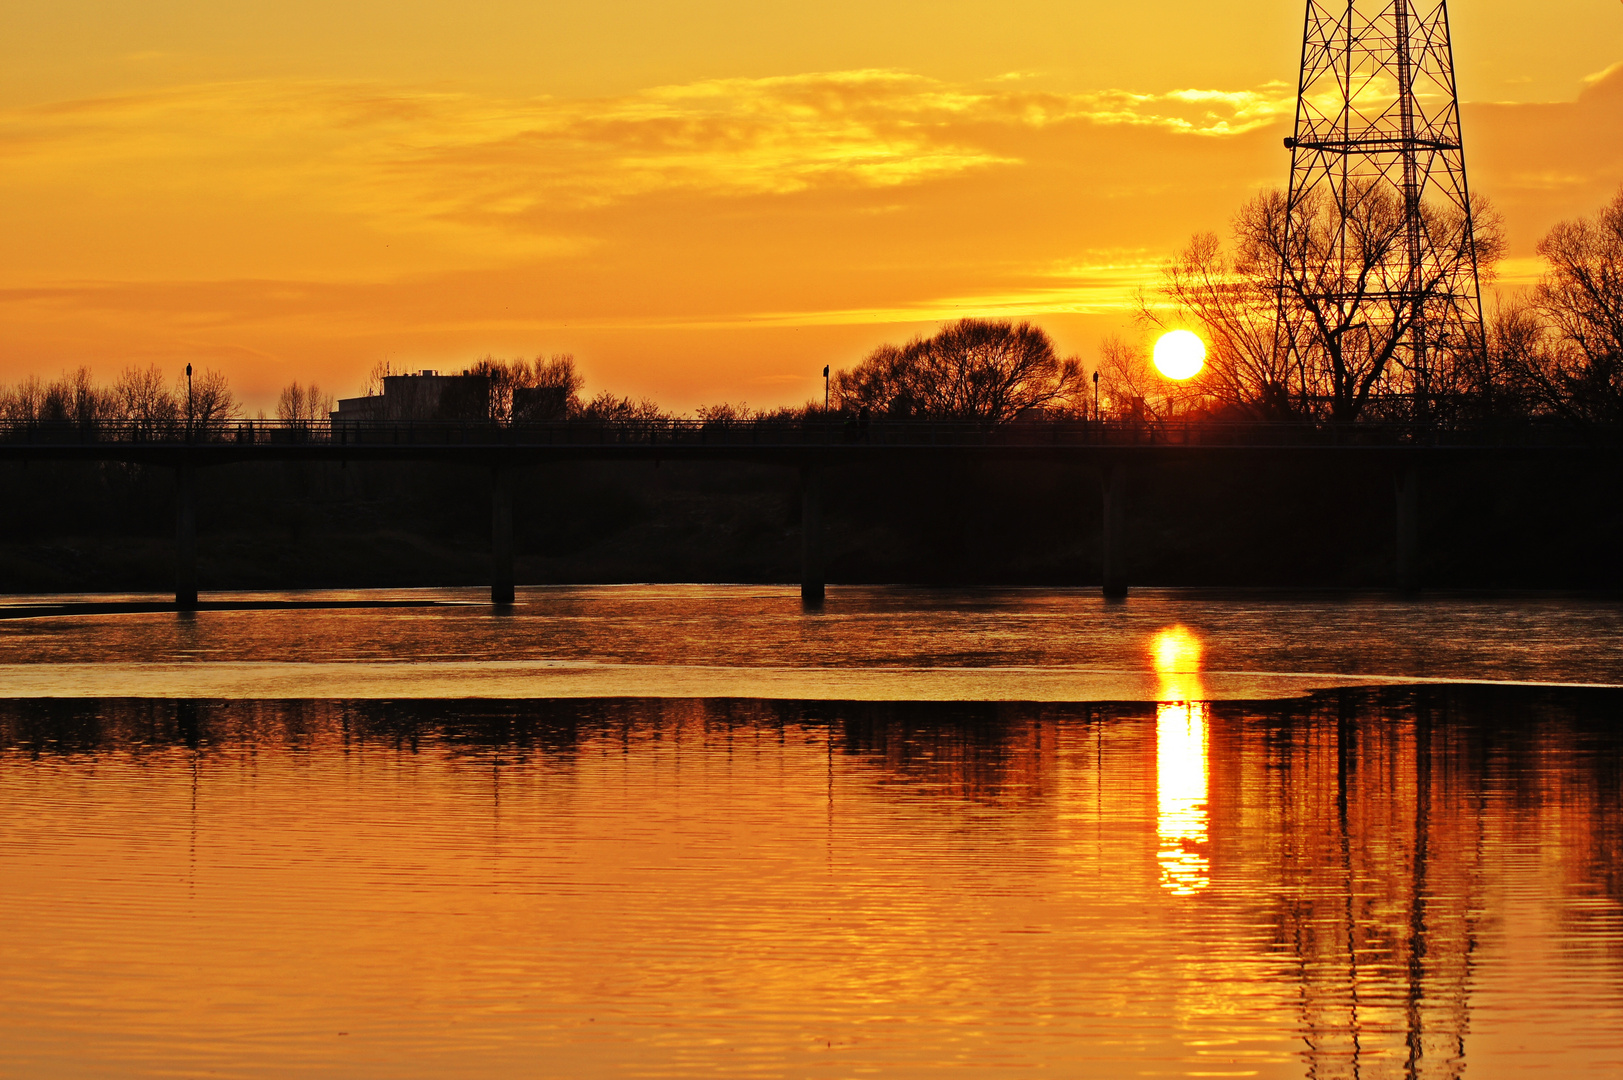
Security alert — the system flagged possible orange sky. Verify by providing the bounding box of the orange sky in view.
[2,1,1620,413]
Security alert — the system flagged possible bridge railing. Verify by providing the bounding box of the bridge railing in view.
[0,417,1619,449]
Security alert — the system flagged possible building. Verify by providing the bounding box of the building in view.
[332,370,492,423]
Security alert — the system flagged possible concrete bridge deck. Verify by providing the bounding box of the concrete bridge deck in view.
[2,418,1617,606]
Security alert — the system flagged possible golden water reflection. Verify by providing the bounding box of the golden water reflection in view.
[1151,623,1206,703]
[1153,625,1210,895]
[2,693,1622,1077]
[1156,700,1210,895]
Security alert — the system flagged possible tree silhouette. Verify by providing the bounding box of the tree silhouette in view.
[114,365,181,438]
[277,381,334,426]
[579,391,664,422]
[183,368,239,434]
[1523,185,1623,422]
[833,318,1086,422]
[471,354,584,421]
[1154,184,1502,422]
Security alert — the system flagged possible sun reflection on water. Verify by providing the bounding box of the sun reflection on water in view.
[1152,626,1209,896]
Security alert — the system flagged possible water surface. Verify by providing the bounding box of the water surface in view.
[1,586,1621,692]
[1,588,1620,1077]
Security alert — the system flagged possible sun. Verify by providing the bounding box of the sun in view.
[1153,330,1206,380]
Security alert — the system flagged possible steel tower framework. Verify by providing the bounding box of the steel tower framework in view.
[1279,0,1485,416]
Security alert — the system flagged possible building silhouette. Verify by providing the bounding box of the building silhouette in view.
[333,370,491,423]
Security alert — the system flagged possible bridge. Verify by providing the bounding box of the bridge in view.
[2,417,1615,607]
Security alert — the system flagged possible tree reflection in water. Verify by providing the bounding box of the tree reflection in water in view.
[0,687,1619,1078]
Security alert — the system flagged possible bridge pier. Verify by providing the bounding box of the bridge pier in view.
[1101,462,1128,599]
[491,465,515,605]
[174,465,197,610]
[1395,464,1420,593]
[800,463,824,606]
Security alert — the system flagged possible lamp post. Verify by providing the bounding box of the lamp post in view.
[823,365,830,414]
[1092,370,1099,421]
[185,363,193,438]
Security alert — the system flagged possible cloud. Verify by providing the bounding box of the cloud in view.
[1469,62,1623,248]
[0,63,1617,410]
[0,70,1296,232]
[732,256,1167,327]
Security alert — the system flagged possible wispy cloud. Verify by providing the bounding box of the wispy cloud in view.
[728,256,1166,327]
[1060,84,1295,135]
[4,62,1609,409]
[0,70,1295,232]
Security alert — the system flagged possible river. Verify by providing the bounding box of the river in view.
[1,587,1619,1078]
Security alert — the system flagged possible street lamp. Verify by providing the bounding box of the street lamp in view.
[1092,370,1100,420]
[823,365,830,414]
[186,363,193,436]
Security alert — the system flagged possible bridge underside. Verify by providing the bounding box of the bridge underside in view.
[0,437,1595,605]
[128,452,1444,608]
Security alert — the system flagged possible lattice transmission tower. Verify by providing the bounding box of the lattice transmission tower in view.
[1278,0,1486,419]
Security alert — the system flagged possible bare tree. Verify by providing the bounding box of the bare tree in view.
[468,355,523,420]
[1148,233,1297,418]
[1096,336,1159,421]
[181,368,239,433]
[277,381,333,426]
[22,368,106,430]
[754,401,826,423]
[1266,183,1501,420]
[1522,185,1623,422]
[695,402,755,424]
[1,375,46,424]
[833,343,916,418]
[114,365,181,437]
[517,354,584,420]
[1473,296,1552,420]
[62,368,104,427]
[1155,185,1502,422]
[364,359,394,398]
[40,378,72,423]
[833,318,1087,422]
[578,391,665,423]
[472,353,585,421]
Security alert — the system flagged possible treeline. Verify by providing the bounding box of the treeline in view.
[1118,183,1623,426]
[0,366,238,435]
[804,184,1623,426]
[409,320,1092,425]
[3,183,1618,430]
[0,364,342,432]
[462,355,664,423]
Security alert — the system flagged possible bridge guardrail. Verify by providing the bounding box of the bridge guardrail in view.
[1,417,1619,450]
